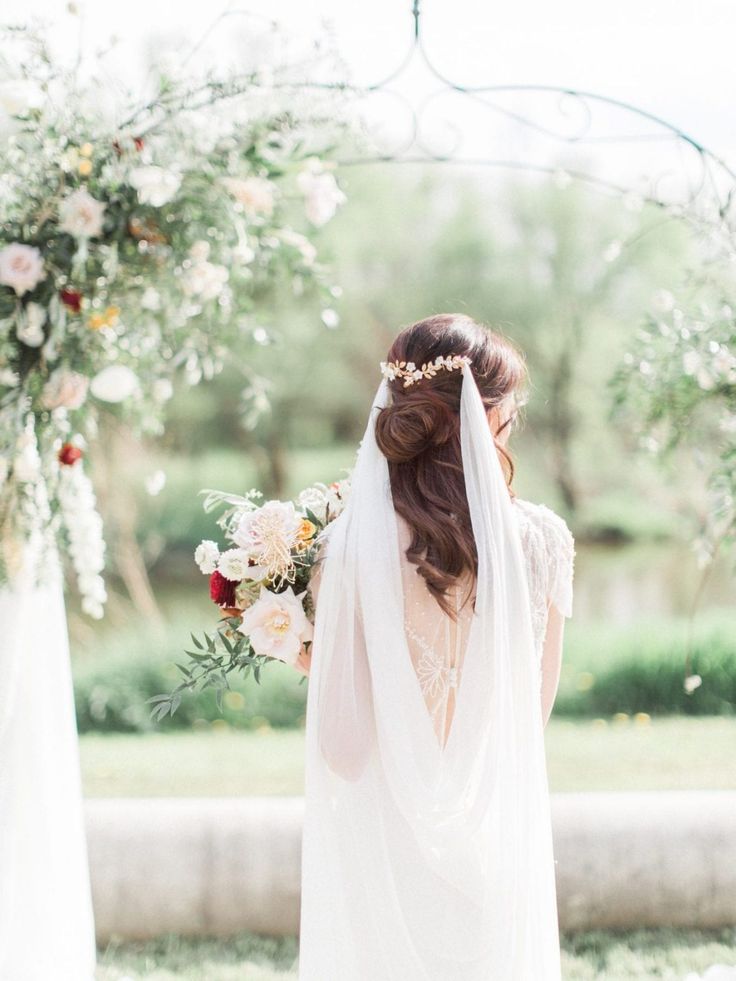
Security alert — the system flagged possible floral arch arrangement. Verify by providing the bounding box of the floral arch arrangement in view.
[0,22,349,616]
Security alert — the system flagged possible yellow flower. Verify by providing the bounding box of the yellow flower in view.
[88,306,120,330]
[78,159,93,177]
[79,143,93,158]
[297,518,317,542]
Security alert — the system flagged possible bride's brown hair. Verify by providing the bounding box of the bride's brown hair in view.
[374,313,527,617]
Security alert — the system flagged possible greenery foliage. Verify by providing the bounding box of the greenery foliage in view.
[73,611,736,734]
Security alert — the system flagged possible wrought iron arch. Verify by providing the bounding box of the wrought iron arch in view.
[177,1,735,231]
[331,0,735,233]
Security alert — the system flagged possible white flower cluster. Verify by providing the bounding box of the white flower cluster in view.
[189,475,353,673]
[57,457,107,618]
[182,241,229,302]
[682,345,736,392]
[297,479,350,524]
[0,24,348,608]
[297,159,346,227]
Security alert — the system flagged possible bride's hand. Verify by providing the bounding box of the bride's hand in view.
[294,645,312,677]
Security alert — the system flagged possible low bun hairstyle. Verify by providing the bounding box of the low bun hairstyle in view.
[374,389,457,463]
[375,313,527,617]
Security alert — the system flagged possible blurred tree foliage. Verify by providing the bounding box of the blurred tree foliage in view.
[155,165,692,521]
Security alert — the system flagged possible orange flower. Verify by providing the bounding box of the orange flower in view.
[88,306,120,330]
[296,518,317,542]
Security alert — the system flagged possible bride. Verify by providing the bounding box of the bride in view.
[295,313,574,980]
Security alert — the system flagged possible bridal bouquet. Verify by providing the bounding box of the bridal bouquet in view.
[0,21,347,615]
[150,477,350,720]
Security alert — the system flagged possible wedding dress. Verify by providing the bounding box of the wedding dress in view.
[0,561,96,981]
[299,364,574,980]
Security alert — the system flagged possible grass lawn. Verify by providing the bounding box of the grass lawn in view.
[80,716,736,797]
[95,928,736,980]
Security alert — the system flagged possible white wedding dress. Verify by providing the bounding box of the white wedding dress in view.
[299,365,574,980]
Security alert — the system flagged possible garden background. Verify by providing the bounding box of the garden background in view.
[3,0,735,977]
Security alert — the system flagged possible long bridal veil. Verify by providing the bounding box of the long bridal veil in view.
[300,364,561,980]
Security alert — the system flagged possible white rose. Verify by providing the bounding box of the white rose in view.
[238,585,313,664]
[141,286,161,311]
[297,165,346,227]
[297,485,329,523]
[59,188,106,239]
[41,369,88,410]
[16,302,46,347]
[217,547,254,582]
[90,365,139,403]
[182,260,229,301]
[129,166,181,207]
[0,243,46,296]
[189,240,211,262]
[152,378,174,403]
[325,480,350,519]
[0,368,19,387]
[194,540,220,575]
[0,79,44,117]
[223,176,275,217]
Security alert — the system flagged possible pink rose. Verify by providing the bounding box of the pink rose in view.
[41,369,89,410]
[238,586,313,664]
[0,243,46,296]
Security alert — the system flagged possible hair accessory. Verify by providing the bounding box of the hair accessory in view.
[380,354,471,387]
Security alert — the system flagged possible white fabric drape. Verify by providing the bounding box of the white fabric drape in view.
[300,364,561,980]
[0,567,96,981]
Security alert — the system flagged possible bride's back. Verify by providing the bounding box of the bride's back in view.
[398,499,574,747]
[397,513,474,747]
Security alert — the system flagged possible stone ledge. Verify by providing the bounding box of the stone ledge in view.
[86,791,736,941]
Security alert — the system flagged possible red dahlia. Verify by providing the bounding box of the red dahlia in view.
[60,288,83,313]
[58,443,83,466]
[209,570,237,608]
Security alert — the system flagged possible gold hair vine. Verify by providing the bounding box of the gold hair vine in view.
[379,354,472,387]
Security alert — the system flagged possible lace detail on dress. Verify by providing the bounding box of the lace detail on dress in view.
[514,499,575,658]
[407,623,455,700]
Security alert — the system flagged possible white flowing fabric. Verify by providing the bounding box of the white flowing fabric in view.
[0,567,96,981]
[300,364,561,980]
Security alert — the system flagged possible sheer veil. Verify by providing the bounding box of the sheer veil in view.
[300,363,561,980]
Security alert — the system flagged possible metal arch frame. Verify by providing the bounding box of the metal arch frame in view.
[333,0,735,225]
[142,1,736,225]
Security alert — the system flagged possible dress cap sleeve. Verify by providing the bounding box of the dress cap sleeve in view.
[538,505,575,618]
